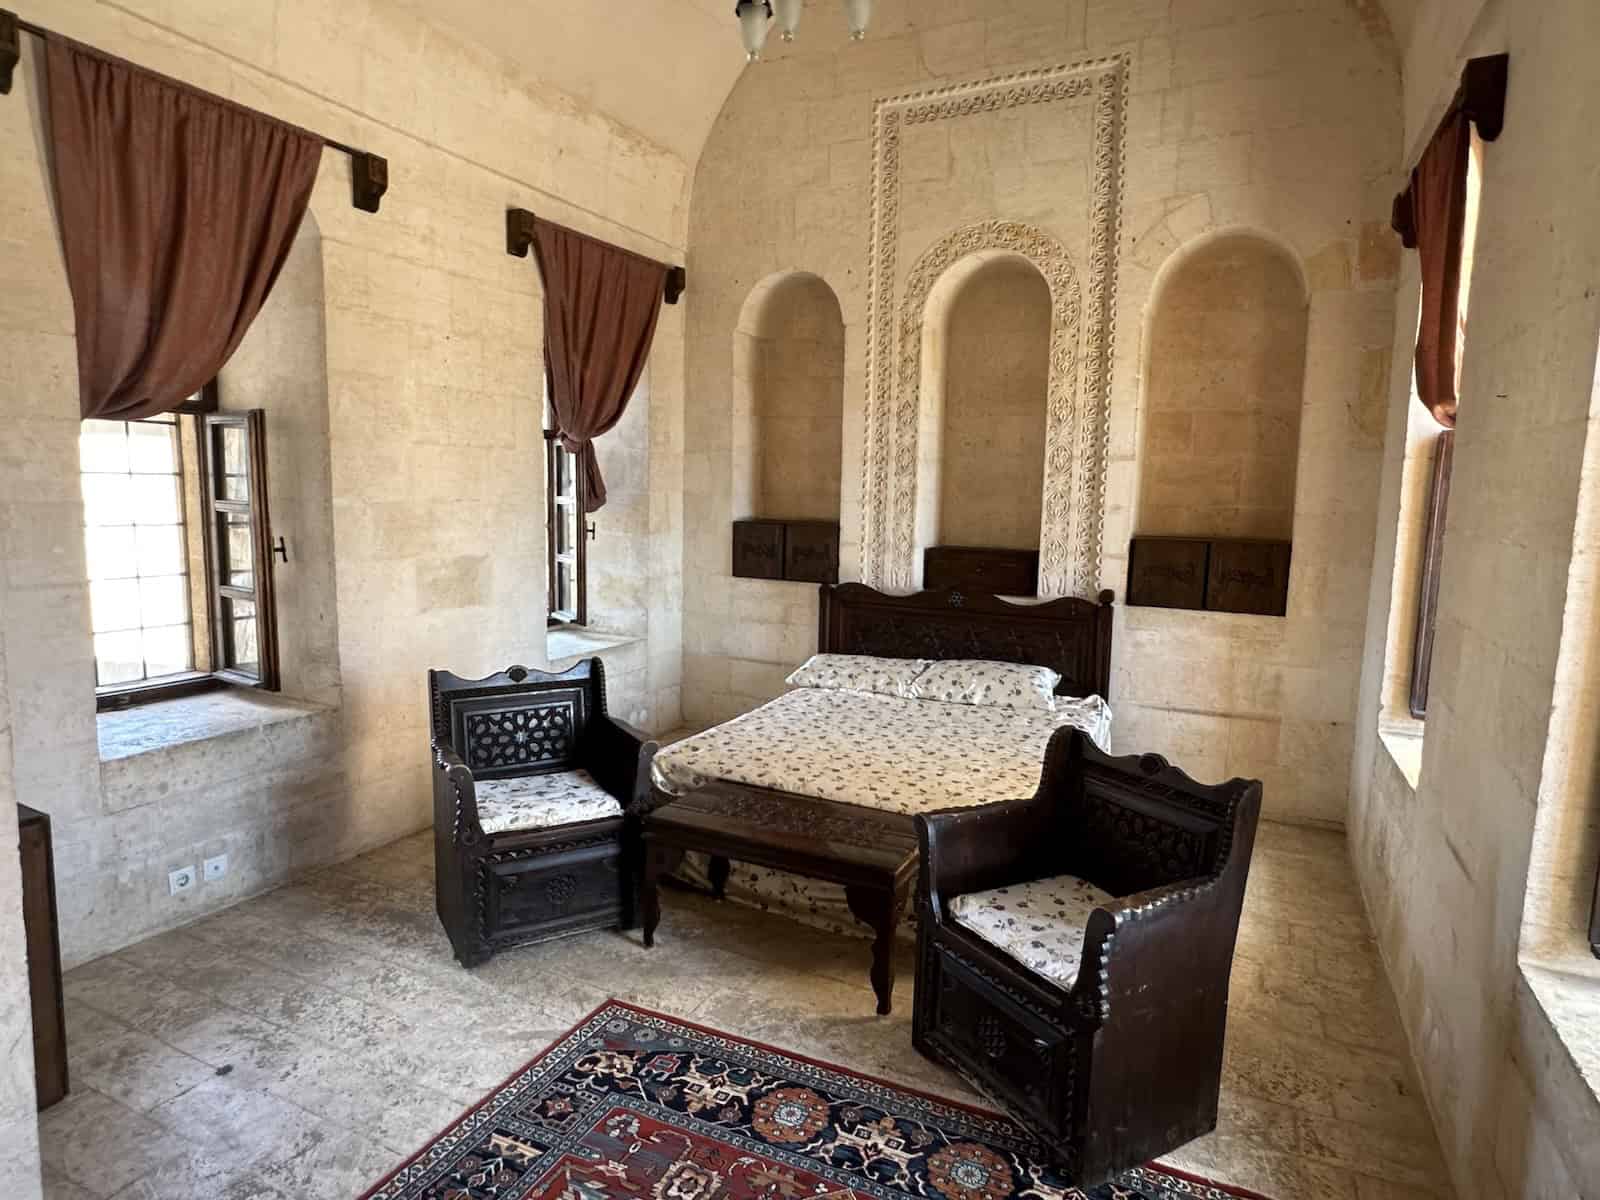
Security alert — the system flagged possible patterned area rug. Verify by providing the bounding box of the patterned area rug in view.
[361,1000,1268,1200]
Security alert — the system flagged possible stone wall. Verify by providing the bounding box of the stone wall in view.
[1137,232,1306,542]
[1348,0,1600,1195]
[935,258,1049,551]
[0,0,688,975]
[0,591,41,1200]
[684,0,1400,829]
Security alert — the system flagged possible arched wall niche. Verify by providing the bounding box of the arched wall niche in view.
[732,271,845,523]
[1137,228,1310,541]
[887,220,1093,597]
[914,251,1051,563]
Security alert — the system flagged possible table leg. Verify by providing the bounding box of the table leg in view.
[846,883,906,1016]
[708,855,730,900]
[642,844,682,948]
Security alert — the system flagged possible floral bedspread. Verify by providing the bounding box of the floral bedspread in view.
[652,687,1111,815]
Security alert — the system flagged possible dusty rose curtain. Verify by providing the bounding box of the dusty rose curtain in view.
[43,38,322,421]
[1392,109,1472,428]
[532,218,668,511]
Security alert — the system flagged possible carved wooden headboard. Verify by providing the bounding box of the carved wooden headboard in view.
[817,584,1115,699]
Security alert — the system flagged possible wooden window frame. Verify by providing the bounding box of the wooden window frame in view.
[1408,429,1453,720]
[94,386,280,712]
[1590,859,1599,960]
[545,431,588,627]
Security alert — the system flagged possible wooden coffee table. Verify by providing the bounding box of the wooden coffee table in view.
[641,782,919,1015]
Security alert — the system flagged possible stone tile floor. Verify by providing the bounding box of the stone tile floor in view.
[40,820,1452,1199]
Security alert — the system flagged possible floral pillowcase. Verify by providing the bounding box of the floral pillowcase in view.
[909,658,1061,713]
[785,653,930,699]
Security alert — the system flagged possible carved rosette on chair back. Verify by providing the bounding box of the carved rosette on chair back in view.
[430,657,657,967]
[913,728,1261,1185]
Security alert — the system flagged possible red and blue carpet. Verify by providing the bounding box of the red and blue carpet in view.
[361,1000,1267,1200]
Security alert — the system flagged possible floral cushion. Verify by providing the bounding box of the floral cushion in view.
[473,769,622,835]
[949,874,1116,988]
[909,659,1060,713]
[785,653,929,699]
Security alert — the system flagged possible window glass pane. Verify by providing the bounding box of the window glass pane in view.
[218,512,255,590]
[79,421,130,473]
[80,416,196,689]
[215,424,249,502]
[90,578,141,634]
[81,473,133,527]
[557,447,573,498]
[135,524,185,578]
[222,596,258,674]
[138,575,189,629]
[556,565,573,616]
[85,527,139,582]
[93,631,145,686]
[130,474,182,526]
[126,419,179,474]
[141,624,193,679]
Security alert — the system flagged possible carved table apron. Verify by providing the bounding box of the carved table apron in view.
[641,782,919,1015]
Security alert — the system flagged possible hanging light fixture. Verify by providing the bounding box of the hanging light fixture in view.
[735,0,773,62]
[843,0,873,39]
[773,0,803,41]
[732,0,869,59]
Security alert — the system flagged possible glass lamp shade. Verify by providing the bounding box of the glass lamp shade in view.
[774,0,802,41]
[736,0,773,61]
[843,0,873,39]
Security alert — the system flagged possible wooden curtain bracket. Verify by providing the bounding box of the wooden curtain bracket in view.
[1,10,20,96]
[349,151,387,214]
[507,206,536,257]
[665,266,687,305]
[506,206,686,304]
[1460,53,1509,142]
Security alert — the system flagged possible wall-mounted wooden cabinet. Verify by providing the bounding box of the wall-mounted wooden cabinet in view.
[1127,536,1290,617]
[923,545,1039,595]
[733,520,839,585]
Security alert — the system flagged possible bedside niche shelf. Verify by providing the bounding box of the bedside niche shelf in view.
[732,520,840,585]
[1127,536,1291,616]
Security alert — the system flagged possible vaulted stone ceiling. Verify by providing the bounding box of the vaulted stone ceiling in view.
[392,0,745,164]
[401,0,1423,167]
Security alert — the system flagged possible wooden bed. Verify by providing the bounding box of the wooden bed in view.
[642,582,1116,1012]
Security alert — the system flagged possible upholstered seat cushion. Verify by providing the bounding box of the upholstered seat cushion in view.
[473,769,623,835]
[949,874,1115,988]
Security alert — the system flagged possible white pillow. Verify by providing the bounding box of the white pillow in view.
[785,653,929,699]
[910,658,1060,713]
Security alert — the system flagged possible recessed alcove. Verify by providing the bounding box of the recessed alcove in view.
[914,252,1051,583]
[732,271,845,524]
[1137,231,1309,543]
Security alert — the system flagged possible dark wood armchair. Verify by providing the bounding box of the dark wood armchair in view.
[913,728,1261,1185]
[430,657,657,967]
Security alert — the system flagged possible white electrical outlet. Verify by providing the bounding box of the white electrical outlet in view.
[168,866,197,896]
[203,854,228,882]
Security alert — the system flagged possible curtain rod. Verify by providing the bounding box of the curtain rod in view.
[0,7,388,213]
[506,207,687,306]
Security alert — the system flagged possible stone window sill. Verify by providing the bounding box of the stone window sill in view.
[546,627,642,666]
[1519,960,1600,1117]
[1379,721,1424,791]
[96,687,329,762]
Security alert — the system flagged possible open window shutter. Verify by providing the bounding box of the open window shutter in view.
[201,410,279,690]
